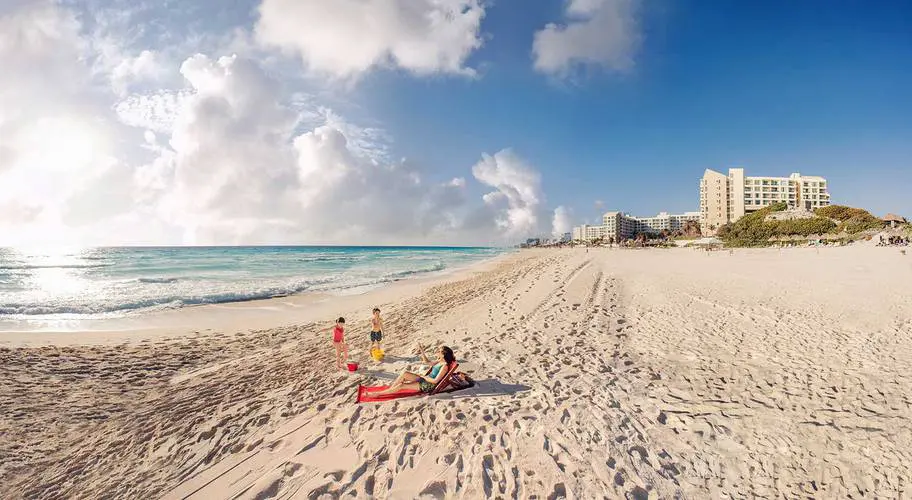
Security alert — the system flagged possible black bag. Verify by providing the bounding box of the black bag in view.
[449,371,475,389]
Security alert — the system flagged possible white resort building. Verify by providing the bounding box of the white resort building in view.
[572,224,608,242]
[635,211,701,234]
[700,168,830,234]
[602,211,639,242]
[572,211,701,243]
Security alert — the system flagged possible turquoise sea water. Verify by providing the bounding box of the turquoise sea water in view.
[0,246,505,319]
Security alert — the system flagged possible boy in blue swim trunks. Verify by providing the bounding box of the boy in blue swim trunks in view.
[370,307,384,352]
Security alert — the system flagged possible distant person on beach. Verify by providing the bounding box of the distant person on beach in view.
[324,317,347,370]
[370,307,384,352]
[374,344,456,395]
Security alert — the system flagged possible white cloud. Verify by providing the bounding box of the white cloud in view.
[254,0,487,80]
[532,0,640,77]
[109,49,167,95]
[0,1,126,246]
[0,1,87,107]
[472,149,544,237]
[0,1,556,247]
[296,105,392,164]
[114,90,192,134]
[552,205,573,236]
[131,53,491,245]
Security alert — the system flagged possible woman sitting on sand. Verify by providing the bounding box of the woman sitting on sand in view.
[375,344,455,395]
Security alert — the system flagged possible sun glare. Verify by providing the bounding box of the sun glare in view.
[20,117,103,173]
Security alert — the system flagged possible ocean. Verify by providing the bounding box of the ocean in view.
[0,246,506,319]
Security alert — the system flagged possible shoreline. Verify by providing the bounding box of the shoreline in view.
[0,250,517,345]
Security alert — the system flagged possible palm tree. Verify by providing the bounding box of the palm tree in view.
[683,220,702,238]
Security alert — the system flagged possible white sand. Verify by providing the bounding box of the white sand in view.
[2,246,910,498]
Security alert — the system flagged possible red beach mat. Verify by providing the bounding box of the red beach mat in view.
[356,385,421,402]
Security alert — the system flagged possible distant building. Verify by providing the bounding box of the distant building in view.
[572,224,607,242]
[634,211,701,235]
[700,168,830,234]
[602,211,638,242]
[572,210,699,243]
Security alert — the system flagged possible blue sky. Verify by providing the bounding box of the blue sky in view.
[1,0,910,246]
[359,0,912,224]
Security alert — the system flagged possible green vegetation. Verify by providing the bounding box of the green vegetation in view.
[769,216,836,236]
[815,205,869,221]
[815,205,885,234]
[717,203,785,247]
[839,216,885,234]
[719,203,886,247]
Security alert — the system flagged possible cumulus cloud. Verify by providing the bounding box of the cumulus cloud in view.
[254,0,487,80]
[131,53,486,245]
[0,1,555,247]
[0,1,87,108]
[551,206,573,237]
[472,149,545,237]
[532,0,640,77]
[116,52,550,246]
[109,50,168,95]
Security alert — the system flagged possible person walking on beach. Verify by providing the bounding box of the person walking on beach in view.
[324,317,348,371]
[370,307,384,352]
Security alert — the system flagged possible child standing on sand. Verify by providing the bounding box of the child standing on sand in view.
[370,307,384,352]
[325,317,347,370]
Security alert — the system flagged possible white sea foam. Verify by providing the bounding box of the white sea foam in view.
[0,247,505,319]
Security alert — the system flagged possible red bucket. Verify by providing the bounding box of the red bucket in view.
[347,362,359,372]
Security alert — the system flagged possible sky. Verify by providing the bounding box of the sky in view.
[1,0,910,246]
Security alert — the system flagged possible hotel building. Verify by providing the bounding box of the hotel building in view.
[700,168,830,234]
[602,211,639,242]
[572,224,607,242]
[572,210,701,242]
[635,211,701,234]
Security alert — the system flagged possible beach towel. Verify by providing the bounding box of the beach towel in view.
[356,384,422,403]
[357,363,463,403]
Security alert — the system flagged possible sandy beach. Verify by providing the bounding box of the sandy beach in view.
[2,246,911,498]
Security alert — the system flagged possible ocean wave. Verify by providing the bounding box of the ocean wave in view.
[0,263,110,270]
[0,278,337,316]
[0,249,504,317]
[297,256,358,263]
[137,277,179,284]
[384,261,446,279]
